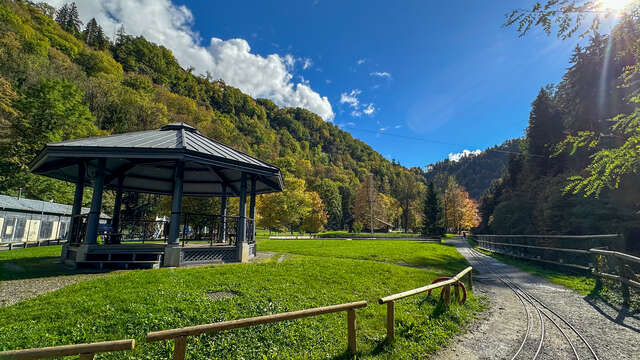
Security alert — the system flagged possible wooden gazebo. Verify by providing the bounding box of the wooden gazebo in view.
[29,123,283,268]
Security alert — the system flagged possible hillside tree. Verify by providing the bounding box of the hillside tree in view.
[422,182,444,236]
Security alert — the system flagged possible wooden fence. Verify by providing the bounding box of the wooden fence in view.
[474,234,640,303]
[378,266,473,342]
[146,300,368,359]
[1,267,478,357]
[0,339,135,360]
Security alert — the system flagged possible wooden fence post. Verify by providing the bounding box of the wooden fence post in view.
[347,308,357,354]
[386,301,395,342]
[173,336,187,360]
[443,285,451,308]
[467,271,473,291]
[454,284,460,303]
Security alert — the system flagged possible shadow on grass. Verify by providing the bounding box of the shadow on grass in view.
[584,280,640,333]
[0,256,104,281]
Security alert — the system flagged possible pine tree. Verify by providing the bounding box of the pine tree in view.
[526,88,564,175]
[55,2,82,36]
[83,18,109,50]
[422,182,444,236]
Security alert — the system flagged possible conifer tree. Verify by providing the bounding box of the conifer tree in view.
[422,182,444,236]
[83,18,109,50]
[55,2,82,36]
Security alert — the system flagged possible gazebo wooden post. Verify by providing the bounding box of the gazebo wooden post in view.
[111,176,124,242]
[68,162,85,244]
[249,176,256,239]
[220,184,227,243]
[168,161,185,245]
[237,173,247,261]
[85,159,106,245]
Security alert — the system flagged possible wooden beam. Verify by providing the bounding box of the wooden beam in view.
[146,301,368,342]
[0,339,134,359]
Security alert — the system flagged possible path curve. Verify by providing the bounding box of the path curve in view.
[438,237,640,360]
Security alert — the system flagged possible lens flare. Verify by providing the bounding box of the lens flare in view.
[598,0,632,12]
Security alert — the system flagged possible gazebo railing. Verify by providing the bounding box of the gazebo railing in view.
[247,218,255,244]
[69,214,88,245]
[181,213,237,246]
[119,219,169,243]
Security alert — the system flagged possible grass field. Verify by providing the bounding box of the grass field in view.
[0,240,482,359]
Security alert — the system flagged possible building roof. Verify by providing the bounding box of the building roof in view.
[29,123,284,196]
[0,195,110,219]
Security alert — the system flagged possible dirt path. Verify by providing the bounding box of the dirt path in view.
[438,237,640,360]
[0,273,108,307]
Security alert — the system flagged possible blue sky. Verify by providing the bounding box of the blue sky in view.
[52,0,592,168]
[185,0,584,167]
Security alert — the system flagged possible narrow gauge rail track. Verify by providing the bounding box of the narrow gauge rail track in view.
[465,246,600,360]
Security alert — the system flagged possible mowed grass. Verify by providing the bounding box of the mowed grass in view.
[0,241,482,359]
[0,245,103,281]
[259,239,465,274]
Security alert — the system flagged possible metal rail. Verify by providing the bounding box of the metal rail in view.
[468,246,599,359]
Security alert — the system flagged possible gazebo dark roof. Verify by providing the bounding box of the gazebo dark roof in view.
[29,123,284,196]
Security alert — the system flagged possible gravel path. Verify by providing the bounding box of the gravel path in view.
[438,237,640,360]
[0,273,107,307]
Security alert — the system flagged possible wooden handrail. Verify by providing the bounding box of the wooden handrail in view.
[589,248,640,265]
[146,300,367,359]
[478,240,591,254]
[378,266,473,342]
[379,266,472,304]
[0,339,135,360]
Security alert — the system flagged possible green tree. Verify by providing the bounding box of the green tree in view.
[311,179,342,230]
[83,18,109,50]
[256,175,313,232]
[0,78,102,201]
[55,2,82,36]
[394,171,420,232]
[300,192,328,233]
[527,88,565,175]
[422,182,444,236]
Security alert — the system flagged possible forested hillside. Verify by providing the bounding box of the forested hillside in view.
[424,139,521,200]
[0,0,424,231]
[476,18,640,238]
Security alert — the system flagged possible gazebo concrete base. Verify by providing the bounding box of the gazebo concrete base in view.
[61,243,256,269]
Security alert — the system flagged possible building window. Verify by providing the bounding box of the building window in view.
[39,220,53,239]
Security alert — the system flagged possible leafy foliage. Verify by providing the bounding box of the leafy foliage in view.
[0,0,423,231]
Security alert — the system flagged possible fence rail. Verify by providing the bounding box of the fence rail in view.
[0,339,135,360]
[474,234,639,304]
[378,266,472,342]
[146,300,368,359]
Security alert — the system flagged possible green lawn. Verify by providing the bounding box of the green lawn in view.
[1,241,482,359]
[259,239,465,274]
[0,246,104,281]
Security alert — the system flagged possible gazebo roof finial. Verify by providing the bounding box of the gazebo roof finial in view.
[160,122,199,133]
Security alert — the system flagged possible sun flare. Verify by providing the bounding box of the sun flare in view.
[598,0,633,12]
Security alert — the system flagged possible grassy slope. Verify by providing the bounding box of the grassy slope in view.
[0,241,482,359]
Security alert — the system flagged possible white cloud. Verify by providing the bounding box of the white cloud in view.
[379,127,387,131]
[370,71,391,78]
[43,0,334,121]
[325,79,332,84]
[356,58,366,65]
[301,57,313,70]
[363,103,375,115]
[448,149,482,162]
[394,124,402,129]
[340,89,361,108]
[340,90,376,117]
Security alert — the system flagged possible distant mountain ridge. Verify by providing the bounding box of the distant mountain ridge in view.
[424,139,521,200]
